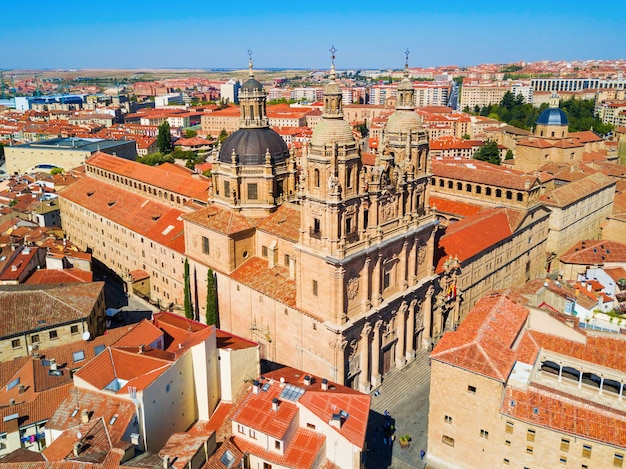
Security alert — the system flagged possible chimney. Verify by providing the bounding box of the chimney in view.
[18,385,25,394]
[73,441,82,457]
[163,455,169,469]
[50,359,57,371]
[81,410,89,424]
[587,283,592,292]
[321,378,328,391]
[329,413,343,429]
[139,344,145,353]
[9,398,15,406]
[272,397,279,412]
[252,380,260,394]
[303,375,311,386]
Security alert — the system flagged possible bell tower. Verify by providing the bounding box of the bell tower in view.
[299,46,364,257]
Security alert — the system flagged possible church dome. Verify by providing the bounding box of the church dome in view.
[218,127,289,165]
[385,109,421,133]
[241,77,264,93]
[536,107,568,126]
[311,118,354,146]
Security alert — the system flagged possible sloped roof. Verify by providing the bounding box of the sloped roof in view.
[539,172,614,208]
[86,152,210,202]
[230,257,297,308]
[256,204,301,243]
[431,293,537,382]
[73,348,171,393]
[60,177,186,254]
[436,208,524,272]
[560,240,626,265]
[0,282,104,339]
[25,268,93,284]
[182,206,256,235]
[431,159,538,191]
[429,196,486,219]
[502,383,626,448]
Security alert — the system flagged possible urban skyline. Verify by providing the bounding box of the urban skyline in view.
[3,0,625,70]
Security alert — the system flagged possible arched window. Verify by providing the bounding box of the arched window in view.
[476,186,482,195]
[447,181,453,189]
[486,187,492,196]
[506,191,512,200]
[439,179,444,187]
[496,189,502,198]
[456,182,462,191]
[314,168,320,187]
[347,167,353,188]
[517,192,523,202]
[466,184,472,192]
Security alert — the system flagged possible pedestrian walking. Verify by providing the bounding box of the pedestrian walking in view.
[420,449,425,460]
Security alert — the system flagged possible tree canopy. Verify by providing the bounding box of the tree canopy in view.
[473,140,501,165]
[469,92,613,135]
[157,121,173,154]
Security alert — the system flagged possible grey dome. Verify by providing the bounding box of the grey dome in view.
[241,78,264,93]
[218,128,289,165]
[536,107,568,126]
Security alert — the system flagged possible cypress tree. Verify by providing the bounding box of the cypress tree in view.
[183,258,193,319]
[206,268,218,326]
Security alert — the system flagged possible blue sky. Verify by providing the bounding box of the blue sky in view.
[2,1,624,70]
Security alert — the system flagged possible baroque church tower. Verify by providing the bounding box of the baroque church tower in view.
[210,54,297,216]
[297,49,437,391]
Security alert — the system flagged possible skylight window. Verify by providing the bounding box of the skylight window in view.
[73,350,85,362]
[279,384,305,402]
[105,378,128,392]
[220,450,235,468]
[161,225,175,236]
[6,378,20,391]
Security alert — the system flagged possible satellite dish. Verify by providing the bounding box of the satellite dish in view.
[82,331,91,341]
[76,432,82,440]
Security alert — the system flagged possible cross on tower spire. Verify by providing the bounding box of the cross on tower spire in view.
[247,49,254,78]
[329,45,337,79]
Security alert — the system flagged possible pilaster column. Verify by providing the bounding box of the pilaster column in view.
[395,302,407,368]
[422,285,434,349]
[405,299,417,362]
[359,322,372,392]
[361,257,371,312]
[399,241,408,290]
[407,238,417,286]
[331,335,348,385]
[371,320,383,388]
[372,253,382,306]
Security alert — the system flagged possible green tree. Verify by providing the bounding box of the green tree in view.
[505,149,514,160]
[50,167,64,175]
[206,268,218,326]
[184,129,197,138]
[138,152,174,166]
[183,258,193,319]
[474,140,501,165]
[0,142,4,160]
[217,129,229,144]
[157,121,173,154]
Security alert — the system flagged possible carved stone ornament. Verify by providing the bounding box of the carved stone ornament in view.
[382,202,395,222]
[347,276,359,300]
[349,339,358,358]
[418,244,427,263]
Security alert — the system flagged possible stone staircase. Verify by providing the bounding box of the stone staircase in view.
[370,349,431,413]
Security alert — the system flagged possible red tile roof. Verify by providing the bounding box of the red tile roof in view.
[86,152,210,202]
[429,196,486,219]
[25,268,93,284]
[230,257,297,308]
[431,293,536,381]
[501,383,626,448]
[256,205,301,243]
[539,172,614,208]
[183,206,256,235]
[435,208,524,272]
[216,329,258,351]
[59,177,186,253]
[431,158,538,190]
[560,240,626,266]
[0,282,104,338]
[234,428,325,469]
